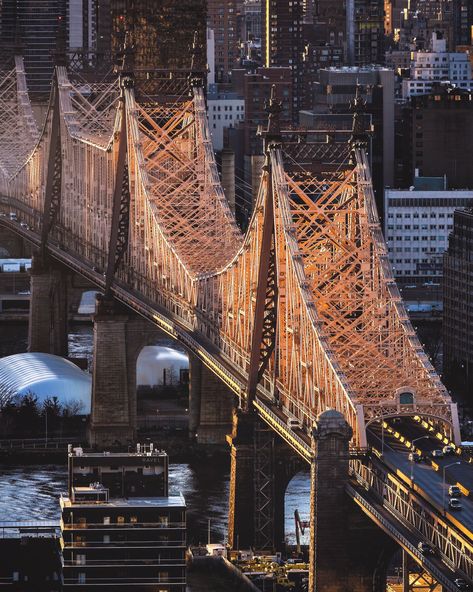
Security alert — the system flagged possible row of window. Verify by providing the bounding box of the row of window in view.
[389,235,450,241]
[211,113,244,121]
[387,208,460,215]
[388,224,450,230]
[388,247,442,253]
[211,105,244,111]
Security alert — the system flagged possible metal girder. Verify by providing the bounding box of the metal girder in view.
[253,422,275,552]
[245,155,278,410]
[104,83,131,296]
[41,79,62,253]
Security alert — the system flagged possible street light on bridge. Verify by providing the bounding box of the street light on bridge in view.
[410,436,430,481]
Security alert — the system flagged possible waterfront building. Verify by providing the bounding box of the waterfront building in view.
[60,445,186,591]
[443,208,473,394]
[0,527,61,591]
[384,179,473,282]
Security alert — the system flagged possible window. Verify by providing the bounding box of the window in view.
[76,555,86,566]
[117,516,125,524]
[130,516,138,524]
[103,516,110,525]
[78,573,86,584]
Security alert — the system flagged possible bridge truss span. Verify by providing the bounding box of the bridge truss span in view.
[0,64,460,448]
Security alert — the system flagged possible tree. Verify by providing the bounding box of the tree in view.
[16,392,40,436]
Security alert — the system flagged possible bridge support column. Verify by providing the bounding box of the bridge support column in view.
[228,411,256,550]
[191,358,234,444]
[309,409,395,592]
[28,255,68,356]
[188,355,202,438]
[89,297,134,448]
[228,411,290,553]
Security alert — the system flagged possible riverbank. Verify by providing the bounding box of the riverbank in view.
[0,432,230,466]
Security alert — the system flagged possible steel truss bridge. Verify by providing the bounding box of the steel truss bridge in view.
[0,57,471,590]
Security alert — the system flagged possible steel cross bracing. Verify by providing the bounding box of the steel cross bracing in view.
[351,458,473,581]
[0,57,39,178]
[0,65,459,447]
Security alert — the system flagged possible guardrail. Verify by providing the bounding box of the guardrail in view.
[0,437,82,450]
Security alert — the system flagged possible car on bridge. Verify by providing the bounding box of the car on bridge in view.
[417,541,435,555]
[454,578,472,590]
[448,498,462,511]
[449,485,462,497]
[432,449,444,458]
[443,444,456,455]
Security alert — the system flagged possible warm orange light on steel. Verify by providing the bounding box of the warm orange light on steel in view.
[0,66,459,446]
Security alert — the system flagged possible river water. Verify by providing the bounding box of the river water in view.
[0,322,311,545]
[0,463,310,546]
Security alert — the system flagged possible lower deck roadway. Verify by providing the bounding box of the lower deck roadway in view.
[368,423,473,533]
[348,479,462,591]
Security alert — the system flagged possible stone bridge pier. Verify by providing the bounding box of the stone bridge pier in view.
[28,254,68,356]
[28,254,99,356]
[228,408,397,592]
[89,296,235,448]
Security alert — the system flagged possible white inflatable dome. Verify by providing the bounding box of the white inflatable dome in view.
[0,353,91,414]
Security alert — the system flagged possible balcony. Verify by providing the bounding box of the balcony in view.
[62,521,185,530]
[62,558,185,566]
[62,540,186,549]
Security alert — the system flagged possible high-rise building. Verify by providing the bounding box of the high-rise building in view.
[313,66,395,212]
[405,84,473,188]
[60,445,186,591]
[68,0,96,50]
[261,0,304,116]
[385,180,473,282]
[0,0,67,96]
[101,0,206,73]
[443,207,473,395]
[353,0,385,65]
[453,0,473,46]
[207,0,240,82]
[314,0,384,65]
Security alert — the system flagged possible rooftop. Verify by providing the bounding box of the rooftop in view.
[69,444,167,458]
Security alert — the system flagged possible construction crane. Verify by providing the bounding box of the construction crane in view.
[294,510,310,555]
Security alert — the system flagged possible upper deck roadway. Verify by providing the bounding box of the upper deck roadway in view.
[0,60,471,589]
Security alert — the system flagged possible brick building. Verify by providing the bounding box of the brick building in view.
[207,0,240,82]
[261,0,304,116]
